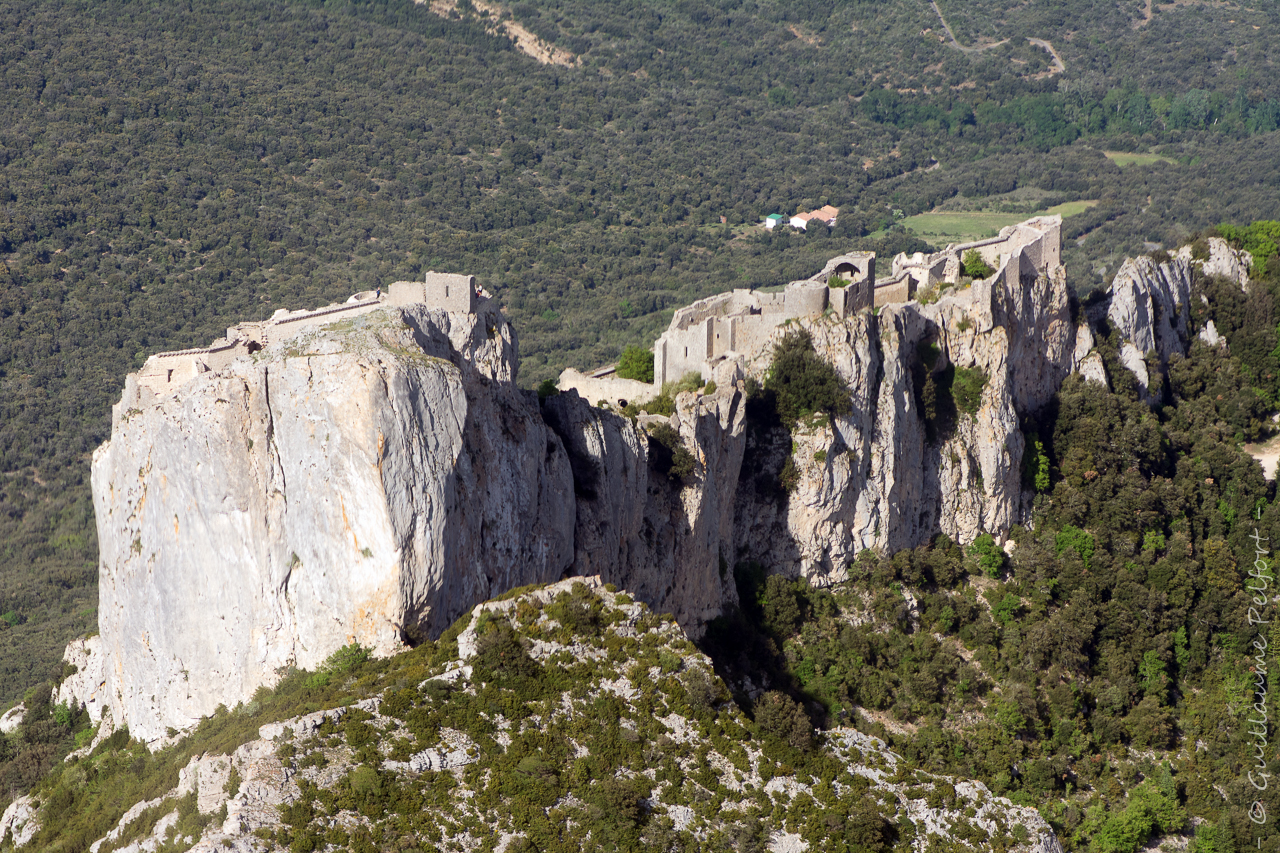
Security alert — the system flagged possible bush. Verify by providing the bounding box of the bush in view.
[765,330,851,423]
[967,533,1005,578]
[951,365,988,415]
[536,378,559,399]
[615,346,654,383]
[472,613,541,683]
[753,691,813,751]
[647,423,696,483]
[962,250,996,279]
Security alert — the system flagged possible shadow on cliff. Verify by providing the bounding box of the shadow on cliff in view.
[396,307,577,643]
[538,389,700,621]
[698,382,832,730]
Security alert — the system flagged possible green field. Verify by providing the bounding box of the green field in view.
[1103,150,1177,168]
[884,200,1099,245]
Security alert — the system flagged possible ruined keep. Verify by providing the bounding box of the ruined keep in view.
[121,271,490,425]
[874,215,1061,304]
[558,214,1062,397]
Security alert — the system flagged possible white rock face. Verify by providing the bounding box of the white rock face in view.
[541,367,746,632]
[0,704,23,735]
[733,261,1077,579]
[1199,319,1223,348]
[1105,254,1193,367]
[1077,352,1108,387]
[85,235,1248,743]
[0,795,38,848]
[92,304,575,742]
[53,636,107,723]
[1089,239,1251,399]
[1176,236,1252,289]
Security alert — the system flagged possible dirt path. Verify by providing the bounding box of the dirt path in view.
[1137,0,1154,26]
[929,0,1064,77]
[1027,37,1066,74]
[1245,430,1280,480]
[928,0,1009,53]
[420,0,577,67]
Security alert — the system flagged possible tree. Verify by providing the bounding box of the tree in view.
[961,249,995,279]
[764,330,852,423]
[754,691,813,751]
[968,533,1005,578]
[615,346,654,383]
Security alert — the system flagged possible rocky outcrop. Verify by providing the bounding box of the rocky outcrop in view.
[52,636,107,724]
[55,580,1061,853]
[1102,254,1193,388]
[87,228,1251,743]
[1086,236,1251,398]
[733,261,1080,582]
[1178,236,1252,289]
[92,304,575,742]
[541,358,746,628]
[0,796,38,848]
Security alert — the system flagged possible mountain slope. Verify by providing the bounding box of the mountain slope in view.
[2,578,1061,853]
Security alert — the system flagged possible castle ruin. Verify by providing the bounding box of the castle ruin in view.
[118,272,489,425]
[560,214,1062,397]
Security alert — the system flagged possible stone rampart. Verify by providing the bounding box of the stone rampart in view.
[591,216,1060,389]
[556,369,657,405]
[874,275,915,307]
[879,214,1062,296]
[124,272,490,417]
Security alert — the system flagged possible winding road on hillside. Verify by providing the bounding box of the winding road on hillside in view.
[929,0,1065,75]
[928,0,1008,53]
[1027,37,1066,74]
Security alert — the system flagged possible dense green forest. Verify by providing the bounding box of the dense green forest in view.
[694,237,1280,852]
[3,0,1280,770]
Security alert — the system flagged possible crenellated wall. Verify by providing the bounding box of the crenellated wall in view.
[123,274,491,421]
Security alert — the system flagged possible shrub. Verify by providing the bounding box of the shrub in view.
[951,365,988,415]
[961,250,995,279]
[779,454,800,492]
[647,423,696,483]
[967,534,1005,578]
[615,346,654,383]
[472,613,542,684]
[536,378,559,399]
[764,330,851,423]
[760,574,804,638]
[1022,431,1050,492]
[753,691,813,751]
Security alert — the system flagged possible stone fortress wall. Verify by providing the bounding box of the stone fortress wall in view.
[120,215,1061,423]
[560,215,1062,399]
[651,251,876,387]
[119,272,489,426]
[878,215,1061,302]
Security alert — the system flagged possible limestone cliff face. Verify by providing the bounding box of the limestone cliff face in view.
[86,235,1251,743]
[92,304,574,742]
[1092,237,1251,397]
[541,359,746,631]
[732,263,1079,583]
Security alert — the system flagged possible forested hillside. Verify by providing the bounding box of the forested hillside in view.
[2,0,1280,713]
[695,243,1280,852]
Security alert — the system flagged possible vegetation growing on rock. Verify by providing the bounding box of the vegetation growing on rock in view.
[2,581,1053,853]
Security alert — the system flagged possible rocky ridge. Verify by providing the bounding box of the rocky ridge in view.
[69,233,1253,745]
[9,579,1063,853]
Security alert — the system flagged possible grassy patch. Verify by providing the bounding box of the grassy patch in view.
[886,199,1098,245]
[1044,199,1099,217]
[1102,151,1176,168]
